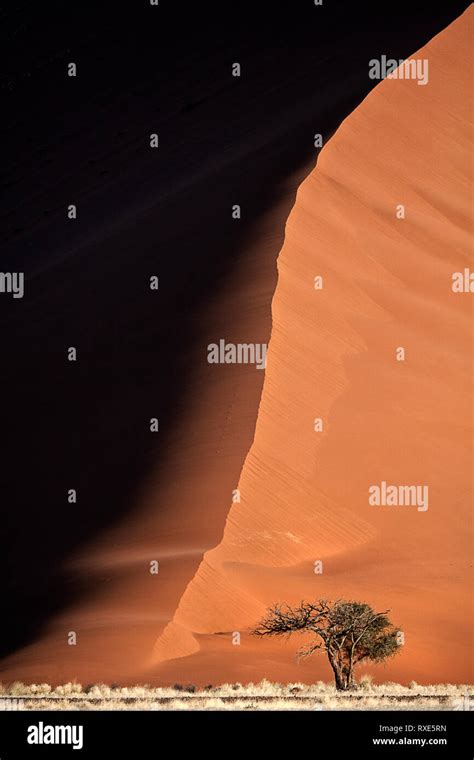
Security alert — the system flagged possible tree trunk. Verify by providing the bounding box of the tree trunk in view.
[329,656,357,691]
[328,655,346,691]
[345,672,357,690]
[342,664,357,691]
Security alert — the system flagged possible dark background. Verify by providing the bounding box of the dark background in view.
[0,710,471,758]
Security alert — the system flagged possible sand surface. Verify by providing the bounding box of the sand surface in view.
[152,7,473,686]
[1,7,471,688]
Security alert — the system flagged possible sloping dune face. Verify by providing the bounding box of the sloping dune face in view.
[153,9,473,685]
[0,170,311,687]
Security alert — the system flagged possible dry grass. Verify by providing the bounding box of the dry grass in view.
[0,680,472,711]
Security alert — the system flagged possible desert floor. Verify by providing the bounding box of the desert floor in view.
[1,681,472,711]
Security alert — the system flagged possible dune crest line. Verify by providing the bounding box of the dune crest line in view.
[152,7,473,686]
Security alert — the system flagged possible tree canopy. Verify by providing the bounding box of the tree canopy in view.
[253,599,402,690]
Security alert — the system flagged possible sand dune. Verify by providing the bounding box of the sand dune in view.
[1,7,471,689]
[152,7,473,685]
[0,180,310,686]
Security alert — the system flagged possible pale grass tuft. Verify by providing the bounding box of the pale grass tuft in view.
[1,680,472,710]
[359,674,374,691]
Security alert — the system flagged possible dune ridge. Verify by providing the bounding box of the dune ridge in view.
[0,7,471,690]
[152,7,473,684]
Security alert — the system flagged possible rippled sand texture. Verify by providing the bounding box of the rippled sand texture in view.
[153,7,473,685]
[1,8,471,689]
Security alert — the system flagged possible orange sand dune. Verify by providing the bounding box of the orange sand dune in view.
[152,7,473,685]
[1,9,471,689]
[0,166,313,687]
